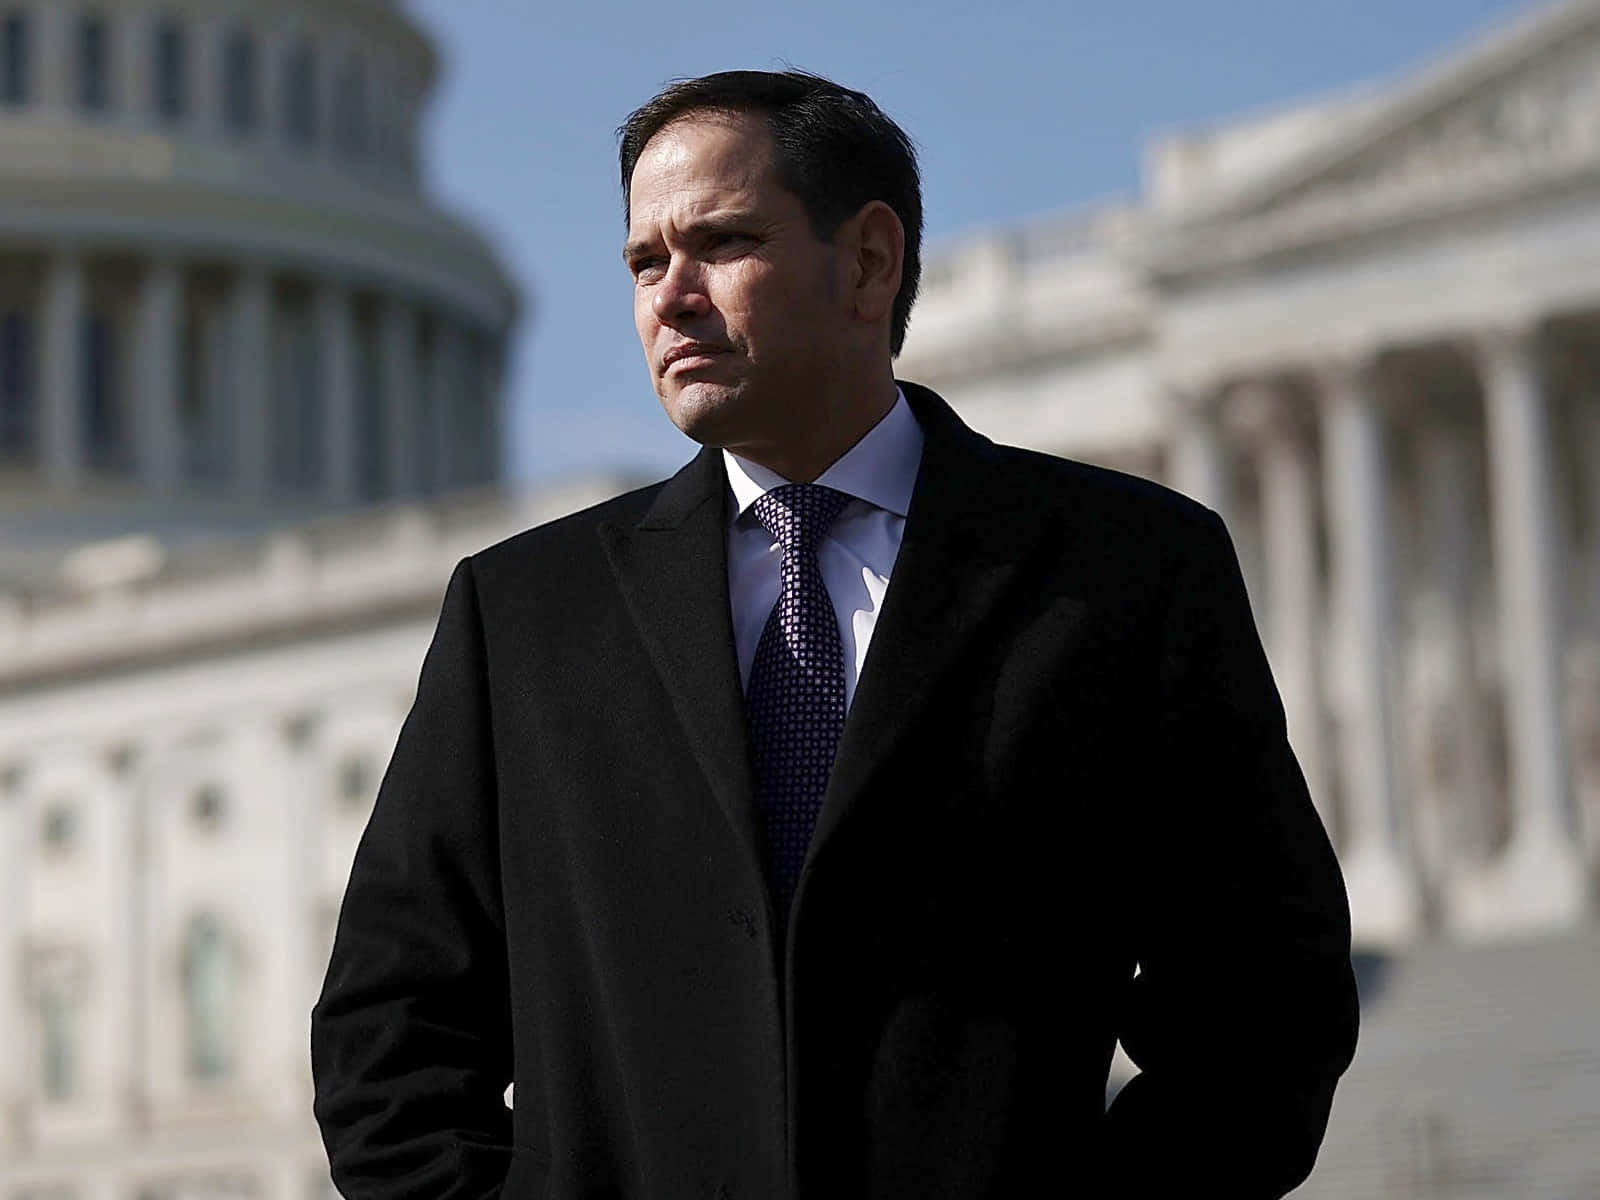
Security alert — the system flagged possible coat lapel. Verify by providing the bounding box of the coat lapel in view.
[598,448,765,872]
[805,382,1048,868]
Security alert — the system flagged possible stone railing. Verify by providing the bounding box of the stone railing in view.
[0,477,626,685]
[916,201,1140,297]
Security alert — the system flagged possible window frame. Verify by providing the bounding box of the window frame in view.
[77,12,111,115]
[0,10,29,106]
[282,38,317,147]
[221,27,257,135]
[153,16,187,124]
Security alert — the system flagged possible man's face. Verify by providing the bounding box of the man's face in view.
[625,110,850,457]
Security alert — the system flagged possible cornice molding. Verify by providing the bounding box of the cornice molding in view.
[1161,0,1600,227]
[0,479,626,691]
[1141,0,1600,277]
[0,172,518,329]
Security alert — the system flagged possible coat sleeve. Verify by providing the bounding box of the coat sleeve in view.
[1101,507,1360,1198]
[311,557,516,1199]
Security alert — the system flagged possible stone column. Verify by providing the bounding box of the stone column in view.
[1167,383,1233,525]
[380,297,421,499]
[279,715,323,1126]
[1231,381,1331,831]
[190,8,223,140]
[1316,355,1421,945]
[119,744,152,1131]
[0,767,24,1150]
[313,31,339,168]
[1410,411,1499,916]
[41,253,86,490]
[259,25,284,150]
[1458,322,1586,935]
[132,258,183,493]
[113,6,148,129]
[34,1,71,113]
[242,713,312,1122]
[1579,392,1600,611]
[317,281,358,506]
[98,749,137,1136]
[227,266,272,499]
[428,317,467,493]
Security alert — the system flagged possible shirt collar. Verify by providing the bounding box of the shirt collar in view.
[723,386,924,523]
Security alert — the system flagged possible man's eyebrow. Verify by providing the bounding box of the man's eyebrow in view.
[622,214,758,263]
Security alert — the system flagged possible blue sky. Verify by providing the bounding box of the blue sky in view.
[403,0,1533,486]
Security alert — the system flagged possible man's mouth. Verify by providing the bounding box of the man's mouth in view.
[662,343,729,370]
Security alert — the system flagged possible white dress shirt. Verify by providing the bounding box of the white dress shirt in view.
[723,388,925,711]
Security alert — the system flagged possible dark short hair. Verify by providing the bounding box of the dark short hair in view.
[618,69,923,357]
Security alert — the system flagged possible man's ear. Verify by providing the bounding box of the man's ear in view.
[840,200,904,326]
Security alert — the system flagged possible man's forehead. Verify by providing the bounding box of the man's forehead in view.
[633,114,771,183]
[626,115,777,234]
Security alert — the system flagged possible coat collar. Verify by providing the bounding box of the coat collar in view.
[599,381,1049,930]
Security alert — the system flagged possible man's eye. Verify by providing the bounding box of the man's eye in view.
[632,259,666,281]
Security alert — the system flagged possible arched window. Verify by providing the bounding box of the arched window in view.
[40,986,76,1099]
[335,751,373,812]
[282,39,316,147]
[332,55,367,160]
[222,30,256,134]
[30,946,85,1103]
[180,913,234,1084]
[77,13,110,114]
[190,781,227,832]
[153,18,186,123]
[0,307,31,461]
[39,797,78,854]
[1,11,29,106]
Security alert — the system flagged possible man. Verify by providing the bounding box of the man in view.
[311,70,1359,1199]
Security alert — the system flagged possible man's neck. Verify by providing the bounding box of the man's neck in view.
[729,374,899,483]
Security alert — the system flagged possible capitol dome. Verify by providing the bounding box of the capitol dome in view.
[0,0,518,554]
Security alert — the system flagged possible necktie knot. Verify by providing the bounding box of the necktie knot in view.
[750,484,851,558]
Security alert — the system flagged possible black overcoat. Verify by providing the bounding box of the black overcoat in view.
[311,382,1359,1199]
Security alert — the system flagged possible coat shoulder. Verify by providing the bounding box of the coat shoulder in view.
[900,375,1218,551]
[984,439,1221,551]
[467,477,669,590]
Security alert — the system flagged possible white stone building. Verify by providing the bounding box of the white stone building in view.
[903,0,1600,951]
[897,0,1600,1191]
[3,0,1600,1196]
[0,1,550,1197]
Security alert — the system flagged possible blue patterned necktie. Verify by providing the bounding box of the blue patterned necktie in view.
[745,483,852,931]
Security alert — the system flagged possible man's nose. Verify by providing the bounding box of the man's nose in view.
[651,259,711,324]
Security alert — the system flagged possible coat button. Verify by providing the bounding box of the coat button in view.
[726,907,758,939]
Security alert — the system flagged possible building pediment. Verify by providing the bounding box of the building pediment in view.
[1147,0,1600,272]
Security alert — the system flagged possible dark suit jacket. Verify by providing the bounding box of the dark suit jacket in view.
[311,381,1358,1200]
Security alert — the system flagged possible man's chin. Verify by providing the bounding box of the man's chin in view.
[659,381,748,447]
